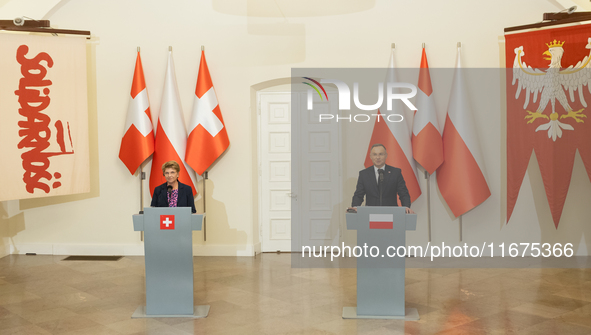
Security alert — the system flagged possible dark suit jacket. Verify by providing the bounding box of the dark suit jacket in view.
[351,165,411,208]
[151,181,196,213]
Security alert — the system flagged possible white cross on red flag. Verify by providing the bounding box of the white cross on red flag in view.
[186,50,230,175]
[412,48,444,174]
[119,52,155,174]
[160,215,175,230]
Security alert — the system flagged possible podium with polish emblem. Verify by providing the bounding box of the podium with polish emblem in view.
[132,207,209,318]
[343,206,418,320]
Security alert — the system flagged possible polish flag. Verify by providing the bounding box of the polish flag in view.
[185,50,229,175]
[364,110,421,203]
[436,48,490,217]
[149,51,197,196]
[119,52,154,174]
[369,214,394,229]
[363,50,421,202]
[363,50,421,203]
[412,48,444,174]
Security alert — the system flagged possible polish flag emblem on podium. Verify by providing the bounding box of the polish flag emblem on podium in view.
[369,214,394,230]
[160,215,175,230]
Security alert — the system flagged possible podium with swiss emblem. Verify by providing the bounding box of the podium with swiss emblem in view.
[132,207,209,318]
[343,206,418,320]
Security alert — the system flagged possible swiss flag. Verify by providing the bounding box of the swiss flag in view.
[149,51,197,196]
[160,215,175,230]
[436,48,490,217]
[119,52,154,174]
[412,48,444,174]
[185,50,230,175]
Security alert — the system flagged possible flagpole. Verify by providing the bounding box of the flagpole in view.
[459,215,463,242]
[457,41,463,243]
[200,44,207,242]
[139,163,145,242]
[425,171,432,242]
[136,46,144,242]
[423,43,431,242]
[203,171,207,241]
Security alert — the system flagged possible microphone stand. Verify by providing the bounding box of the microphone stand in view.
[379,170,384,206]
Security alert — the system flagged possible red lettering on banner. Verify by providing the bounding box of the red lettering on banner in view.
[14,45,74,194]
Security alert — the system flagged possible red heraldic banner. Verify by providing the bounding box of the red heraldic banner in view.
[119,52,154,174]
[186,51,230,175]
[506,24,591,228]
[0,34,89,201]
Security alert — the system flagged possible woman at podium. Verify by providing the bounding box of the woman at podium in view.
[151,160,196,213]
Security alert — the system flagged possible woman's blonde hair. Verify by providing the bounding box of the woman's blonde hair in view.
[161,160,180,174]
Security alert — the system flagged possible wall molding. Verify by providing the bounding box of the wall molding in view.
[9,243,256,257]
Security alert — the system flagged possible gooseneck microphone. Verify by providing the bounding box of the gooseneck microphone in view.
[167,185,172,206]
[378,169,384,206]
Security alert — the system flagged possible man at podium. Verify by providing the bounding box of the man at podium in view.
[349,144,414,214]
[151,160,196,213]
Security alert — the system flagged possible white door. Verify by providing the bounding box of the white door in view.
[259,93,292,252]
[292,92,342,250]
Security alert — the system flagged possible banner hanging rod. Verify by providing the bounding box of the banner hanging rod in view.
[0,19,90,36]
[504,12,591,33]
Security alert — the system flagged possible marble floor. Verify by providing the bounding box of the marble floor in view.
[0,254,590,334]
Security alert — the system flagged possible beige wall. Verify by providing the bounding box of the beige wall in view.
[1,0,590,256]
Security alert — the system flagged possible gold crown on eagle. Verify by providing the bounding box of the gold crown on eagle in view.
[546,39,565,48]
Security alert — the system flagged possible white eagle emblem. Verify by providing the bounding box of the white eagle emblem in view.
[513,39,589,141]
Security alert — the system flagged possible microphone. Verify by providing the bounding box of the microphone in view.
[167,185,173,194]
[167,185,172,206]
[378,169,384,206]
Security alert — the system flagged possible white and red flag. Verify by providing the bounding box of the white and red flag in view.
[119,52,154,175]
[363,50,421,203]
[412,48,444,174]
[185,50,230,175]
[436,48,490,217]
[369,214,394,230]
[149,51,197,196]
